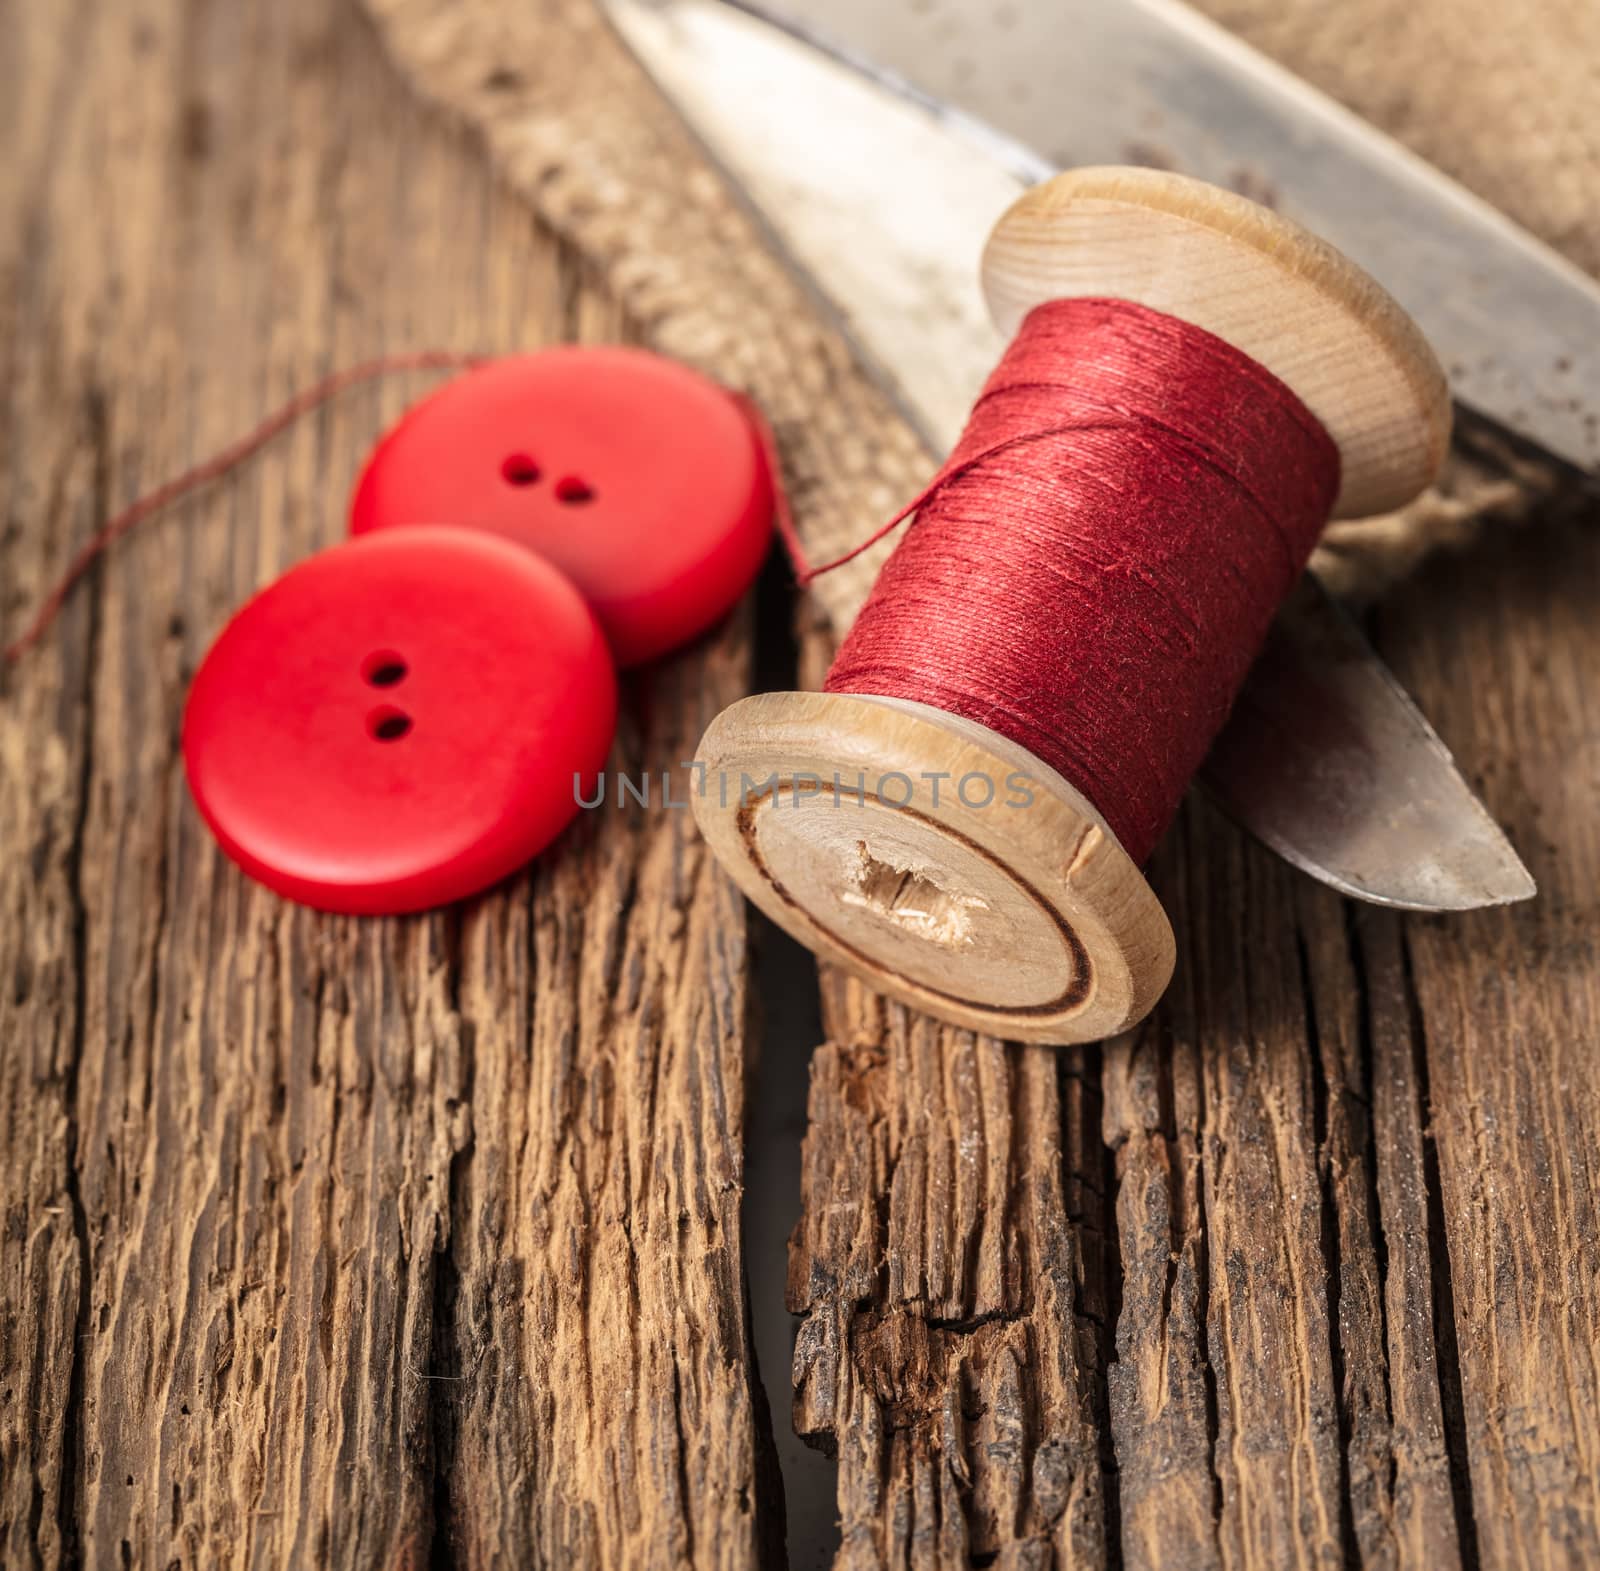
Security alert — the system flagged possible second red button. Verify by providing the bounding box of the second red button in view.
[349,347,773,667]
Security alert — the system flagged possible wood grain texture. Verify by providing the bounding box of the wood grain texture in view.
[0,17,94,1556]
[1376,510,1600,1567]
[788,971,1111,1571]
[0,2,767,1567]
[1102,816,1480,1571]
[436,405,778,1563]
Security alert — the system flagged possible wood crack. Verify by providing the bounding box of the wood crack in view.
[1180,838,1228,1557]
[1342,904,1400,1530]
[425,915,472,1571]
[1399,925,1482,1571]
[54,380,110,1571]
[1297,924,1361,1568]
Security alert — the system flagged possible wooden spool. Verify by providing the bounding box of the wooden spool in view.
[694,167,1452,1045]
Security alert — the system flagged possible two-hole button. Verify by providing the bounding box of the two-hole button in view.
[182,527,616,914]
[349,347,773,666]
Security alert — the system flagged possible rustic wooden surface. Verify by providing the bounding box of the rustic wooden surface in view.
[0,3,770,1568]
[4,1,1600,1570]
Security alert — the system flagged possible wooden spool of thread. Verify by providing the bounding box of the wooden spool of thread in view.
[694,168,1451,1045]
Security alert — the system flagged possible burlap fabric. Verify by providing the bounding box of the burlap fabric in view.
[357,0,1586,621]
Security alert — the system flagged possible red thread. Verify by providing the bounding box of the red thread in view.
[3,351,488,664]
[823,297,1341,863]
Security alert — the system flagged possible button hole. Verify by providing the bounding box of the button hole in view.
[502,453,541,486]
[555,476,595,504]
[361,650,408,688]
[367,706,413,742]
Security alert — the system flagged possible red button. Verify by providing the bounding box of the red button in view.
[348,348,772,666]
[183,527,616,914]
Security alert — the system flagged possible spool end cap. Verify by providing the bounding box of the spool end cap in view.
[693,690,1174,1045]
[981,166,1452,519]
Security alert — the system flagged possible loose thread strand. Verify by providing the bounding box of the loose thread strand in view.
[3,350,489,664]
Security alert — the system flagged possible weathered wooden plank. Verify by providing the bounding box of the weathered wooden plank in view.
[0,21,99,1566]
[436,275,776,1558]
[438,627,775,1567]
[1299,891,1466,1571]
[1355,912,1470,1569]
[0,4,487,1563]
[1138,824,1350,1571]
[1102,1007,1222,1571]
[788,972,1110,1571]
[1,2,769,1567]
[1100,825,1350,1571]
[1373,510,1600,1567]
[1183,0,1600,1548]
[1102,815,1478,1571]
[1101,493,1599,1571]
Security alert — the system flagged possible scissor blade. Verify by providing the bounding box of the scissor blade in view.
[1207,577,1535,910]
[738,0,1600,478]
[606,0,1014,449]
[603,0,1534,909]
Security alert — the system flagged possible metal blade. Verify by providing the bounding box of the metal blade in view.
[606,0,1016,448]
[603,0,1535,908]
[733,0,1600,477]
[1206,577,1534,910]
